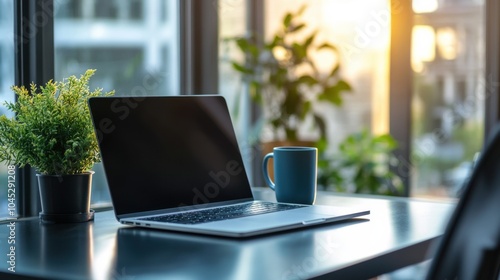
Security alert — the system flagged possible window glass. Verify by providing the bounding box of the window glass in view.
[219,0,253,181]
[411,0,485,198]
[54,0,179,206]
[264,0,391,143]
[0,0,15,218]
[220,0,391,188]
[0,0,14,117]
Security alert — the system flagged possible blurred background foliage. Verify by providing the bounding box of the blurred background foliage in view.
[319,129,404,196]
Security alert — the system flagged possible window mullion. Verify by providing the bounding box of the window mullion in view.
[179,0,219,95]
[14,0,54,217]
[485,0,500,138]
[389,0,413,196]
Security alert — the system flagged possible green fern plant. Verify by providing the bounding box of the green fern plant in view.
[0,69,114,175]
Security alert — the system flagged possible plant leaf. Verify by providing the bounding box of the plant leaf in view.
[336,80,352,92]
[283,13,292,29]
[231,62,254,74]
[303,32,317,49]
[297,75,317,86]
[329,64,340,77]
[319,86,343,106]
[300,100,312,119]
[292,43,306,61]
[313,113,327,142]
[290,23,306,33]
[317,42,338,52]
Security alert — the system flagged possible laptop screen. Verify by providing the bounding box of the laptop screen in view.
[89,96,254,216]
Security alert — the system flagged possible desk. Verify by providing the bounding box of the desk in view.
[0,189,455,280]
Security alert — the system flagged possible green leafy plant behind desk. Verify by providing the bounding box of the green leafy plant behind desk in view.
[227,5,352,145]
[319,129,404,196]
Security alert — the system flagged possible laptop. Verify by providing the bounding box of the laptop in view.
[88,95,370,237]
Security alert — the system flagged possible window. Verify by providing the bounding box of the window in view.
[219,0,391,188]
[218,0,252,180]
[411,0,485,198]
[1,0,492,217]
[54,0,179,206]
[0,0,15,218]
[265,0,391,142]
[219,0,489,199]
[0,0,14,117]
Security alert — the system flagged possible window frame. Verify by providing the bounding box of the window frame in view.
[485,0,500,137]
[245,0,265,186]
[179,0,219,95]
[389,0,413,196]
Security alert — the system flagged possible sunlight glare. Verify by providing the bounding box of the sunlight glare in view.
[437,27,458,60]
[412,25,436,73]
[413,0,439,14]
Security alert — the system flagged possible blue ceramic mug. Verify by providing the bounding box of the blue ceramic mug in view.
[262,147,317,205]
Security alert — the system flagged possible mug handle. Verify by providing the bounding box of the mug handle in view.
[262,153,276,191]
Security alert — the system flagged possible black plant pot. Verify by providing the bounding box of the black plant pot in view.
[37,172,95,223]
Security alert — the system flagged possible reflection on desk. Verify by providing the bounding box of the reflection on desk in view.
[113,219,367,280]
[0,190,455,279]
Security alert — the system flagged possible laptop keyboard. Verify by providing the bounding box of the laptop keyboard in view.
[139,201,306,225]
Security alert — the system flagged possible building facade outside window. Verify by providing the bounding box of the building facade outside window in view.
[411,0,485,198]
[0,0,15,218]
[218,0,252,182]
[54,0,180,206]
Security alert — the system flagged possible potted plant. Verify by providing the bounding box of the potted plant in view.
[226,5,352,151]
[0,69,114,223]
